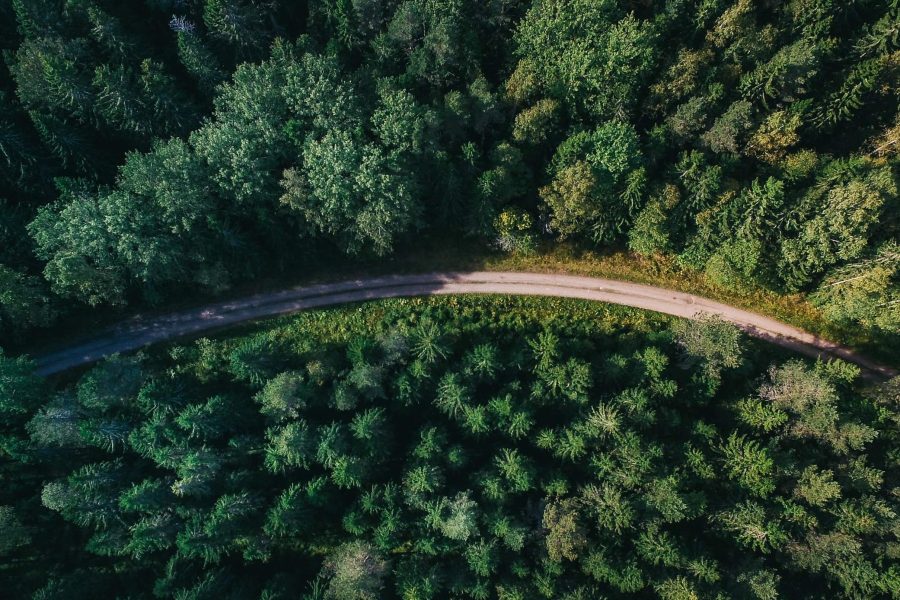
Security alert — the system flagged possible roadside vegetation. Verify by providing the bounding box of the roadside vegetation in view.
[14,239,898,368]
[1,297,898,598]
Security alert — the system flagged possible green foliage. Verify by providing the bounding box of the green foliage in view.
[4,297,896,597]
[0,348,46,423]
[512,98,560,145]
[672,315,743,379]
[541,121,644,244]
[0,505,30,556]
[628,195,672,256]
[811,242,900,333]
[0,264,55,335]
[0,0,899,592]
[543,497,587,562]
[513,0,656,119]
[321,540,388,600]
[176,31,227,93]
[493,208,537,255]
[0,0,895,345]
[781,166,893,290]
[203,0,277,53]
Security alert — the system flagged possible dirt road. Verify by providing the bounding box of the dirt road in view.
[33,272,898,379]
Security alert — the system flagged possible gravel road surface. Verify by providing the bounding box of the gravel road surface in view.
[34,272,898,380]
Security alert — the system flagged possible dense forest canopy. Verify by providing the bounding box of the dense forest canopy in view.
[1,2,900,597]
[1,296,899,599]
[0,0,897,340]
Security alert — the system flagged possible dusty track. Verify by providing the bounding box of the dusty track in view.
[33,272,897,379]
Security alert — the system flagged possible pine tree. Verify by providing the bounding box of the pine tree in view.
[176,31,227,93]
[321,540,388,600]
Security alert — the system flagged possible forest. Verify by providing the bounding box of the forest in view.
[1,1,900,599]
[0,0,897,342]
[1,296,898,599]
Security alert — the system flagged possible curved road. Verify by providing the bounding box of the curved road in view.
[33,272,897,380]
